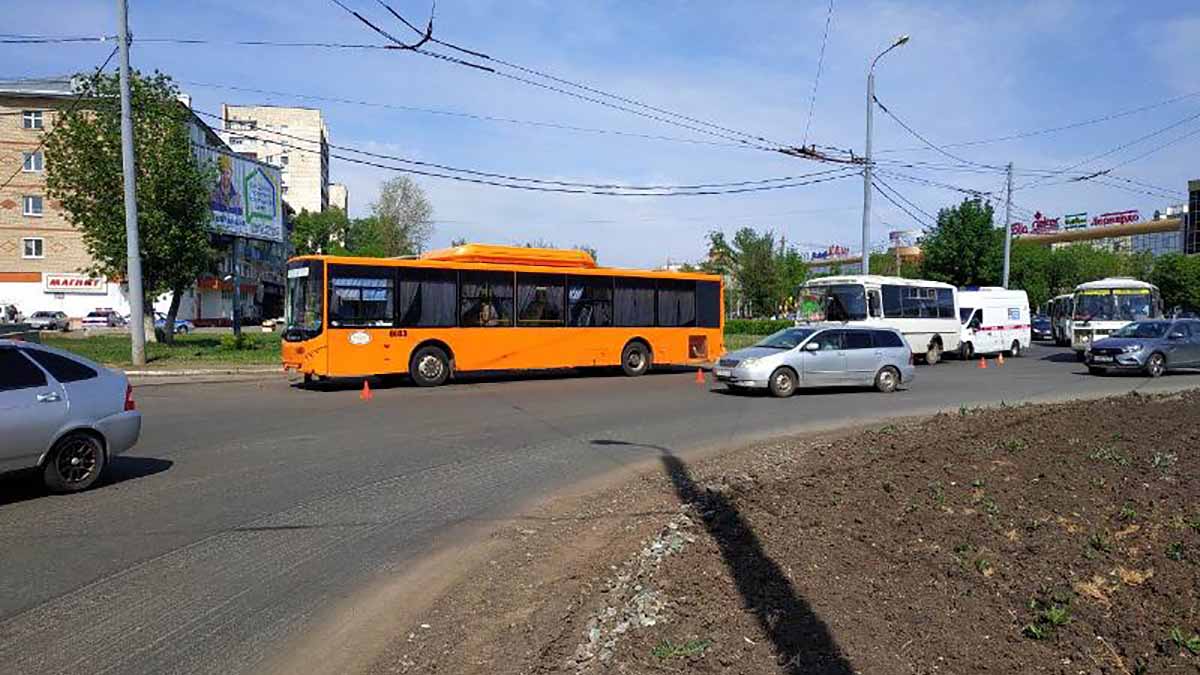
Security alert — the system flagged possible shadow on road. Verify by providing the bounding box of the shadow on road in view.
[0,456,173,507]
[590,439,854,674]
[294,366,692,392]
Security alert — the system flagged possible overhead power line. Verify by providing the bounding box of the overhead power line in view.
[875,87,1200,154]
[196,111,859,196]
[872,174,933,221]
[181,80,756,150]
[871,178,932,228]
[196,108,851,191]
[801,0,835,147]
[872,95,1003,170]
[0,46,118,193]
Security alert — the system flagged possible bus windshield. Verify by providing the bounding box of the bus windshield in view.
[800,284,867,321]
[1073,290,1157,322]
[285,261,324,341]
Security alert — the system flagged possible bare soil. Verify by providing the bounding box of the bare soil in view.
[368,391,1200,675]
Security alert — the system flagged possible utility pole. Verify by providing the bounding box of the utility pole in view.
[895,237,902,277]
[1002,162,1013,288]
[117,0,146,366]
[232,236,242,337]
[862,35,909,276]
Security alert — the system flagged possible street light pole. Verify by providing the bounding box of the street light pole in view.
[861,35,909,276]
[1002,162,1014,288]
[116,0,146,366]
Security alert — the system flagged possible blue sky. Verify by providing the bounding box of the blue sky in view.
[7,0,1199,267]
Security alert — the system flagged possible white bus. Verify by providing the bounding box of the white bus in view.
[1069,277,1163,356]
[957,288,1031,359]
[1048,294,1073,346]
[798,275,960,364]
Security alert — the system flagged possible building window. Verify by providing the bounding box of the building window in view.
[281,186,289,195]
[22,195,44,216]
[22,110,43,129]
[22,238,44,259]
[22,151,44,173]
[279,154,288,166]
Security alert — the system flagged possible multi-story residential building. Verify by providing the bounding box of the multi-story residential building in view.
[219,104,331,215]
[0,77,287,323]
[328,182,348,213]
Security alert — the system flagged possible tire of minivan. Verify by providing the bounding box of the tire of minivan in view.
[43,431,106,493]
[1007,340,1022,358]
[960,342,974,361]
[874,366,900,393]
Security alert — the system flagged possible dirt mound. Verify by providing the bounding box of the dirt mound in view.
[371,391,1200,674]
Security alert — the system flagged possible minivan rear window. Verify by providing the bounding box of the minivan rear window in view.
[872,330,905,348]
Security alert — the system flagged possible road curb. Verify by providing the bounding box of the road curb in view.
[126,367,280,377]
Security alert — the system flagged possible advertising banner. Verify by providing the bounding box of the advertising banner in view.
[1064,212,1088,229]
[1030,211,1060,234]
[193,146,284,242]
[1091,210,1140,227]
[43,273,107,295]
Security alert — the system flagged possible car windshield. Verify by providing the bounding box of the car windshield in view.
[754,328,815,350]
[798,284,867,321]
[1111,321,1170,339]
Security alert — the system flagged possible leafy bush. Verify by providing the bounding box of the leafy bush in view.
[724,319,793,335]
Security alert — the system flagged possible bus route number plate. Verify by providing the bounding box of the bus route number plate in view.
[389,330,409,338]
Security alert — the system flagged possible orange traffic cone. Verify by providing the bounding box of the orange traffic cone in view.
[360,379,374,401]
[695,368,706,384]
[997,353,1005,366]
[978,357,988,369]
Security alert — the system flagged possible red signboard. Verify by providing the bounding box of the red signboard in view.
[43,274,106,294]
[1091,210,1139,226]
[1030,211,1060,234]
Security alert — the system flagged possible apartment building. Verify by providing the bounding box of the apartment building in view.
[329,182,348,213]
[219,104,332,215]
[0,78,287,323]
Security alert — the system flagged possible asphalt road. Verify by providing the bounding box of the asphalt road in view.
[1,343,1196,675]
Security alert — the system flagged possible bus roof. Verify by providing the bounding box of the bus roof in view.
[1074,277,1157,292]
[289,245,721,281]
[803,274,957,290]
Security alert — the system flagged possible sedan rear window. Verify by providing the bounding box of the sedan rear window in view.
[0,349,48,391]
[22,348,97,382]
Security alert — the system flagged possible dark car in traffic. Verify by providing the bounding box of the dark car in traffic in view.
[1085,319,1200,377]
[1031,314,1052,341]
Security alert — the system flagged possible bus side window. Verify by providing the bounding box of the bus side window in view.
[867,290,882,318]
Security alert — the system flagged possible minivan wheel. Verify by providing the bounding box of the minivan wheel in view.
[874,366,900,393]
[960,342,974,361]
[1008,340,1022,358]
[410,345,451,387]
[43,431,106,493]
[1145,353,1166,378]
[768,367,797,398]
[925,342,942,365]
[620,342,651,377]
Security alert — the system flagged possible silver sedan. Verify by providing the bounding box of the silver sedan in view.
[0,340,141,492]
[714,326,915,397]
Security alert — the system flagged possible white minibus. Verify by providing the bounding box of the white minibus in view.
[1070,278,1162,356]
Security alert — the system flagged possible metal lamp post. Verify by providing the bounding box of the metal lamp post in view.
[861,34,909,276]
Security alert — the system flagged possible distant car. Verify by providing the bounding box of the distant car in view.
[0,340,141,493]
[1085,319,1200,378]
[1031,315,1053,342]
[82,309,125,328]
[154,312,194,335]
[27,311,70,332]
[713,325,915,397]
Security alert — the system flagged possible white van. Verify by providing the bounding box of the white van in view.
[957,288,1031,359]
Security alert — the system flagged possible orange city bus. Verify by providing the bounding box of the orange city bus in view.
[281,244,725,386]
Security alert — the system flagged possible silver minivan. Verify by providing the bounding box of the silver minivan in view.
[0,340,141,492]
[714,325,915,397]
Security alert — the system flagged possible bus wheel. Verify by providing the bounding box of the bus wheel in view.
[620,341,651,377]
[924,342,942,365]
[410,345,450,387]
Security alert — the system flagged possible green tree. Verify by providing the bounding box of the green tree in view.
[1149,253,1200,312]
[44,69,214,344]
[775,243,808,312]
[345,216,389,257]
[573,244,598,263]
[291,207,350,255]
[1009,241,1055,310]
[868,252,921,279]
[731,228,779,317]
[371,176,434,256]
[920,198,1002,287]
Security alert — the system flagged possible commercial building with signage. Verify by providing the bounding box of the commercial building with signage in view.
[0,77,287,323]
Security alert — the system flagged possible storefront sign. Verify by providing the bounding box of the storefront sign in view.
[43,274,107,294]
[809,244,851,261]
[1011,222,1029,235]
[1091,210,1140,227]
[1031,211,1060,234]
[1064,212,1088,229]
